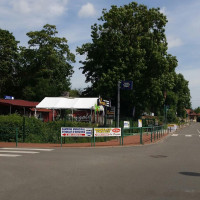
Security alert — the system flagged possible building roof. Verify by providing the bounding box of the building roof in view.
[36,97,103,110]
[185,108,200,116]
[0,99,39,107]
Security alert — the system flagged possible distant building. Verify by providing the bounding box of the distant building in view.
[185,109,200,122]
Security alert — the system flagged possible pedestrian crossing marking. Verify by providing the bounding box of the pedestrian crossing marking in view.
[0,150,39,154]
[172,134,178,136]
[0,154,21,157]
[185,135,192,137]
[0,148,54,158]
[0,148,54,151]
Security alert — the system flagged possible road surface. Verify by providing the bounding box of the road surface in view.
[0,123,200,200]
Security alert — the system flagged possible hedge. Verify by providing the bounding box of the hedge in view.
[0,114,95,143]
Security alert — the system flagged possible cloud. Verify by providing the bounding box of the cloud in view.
[167,36,183,49]
[78,3,97,18]
[0,0,69,30]
[9,0,69,17]
[160,7,167,15]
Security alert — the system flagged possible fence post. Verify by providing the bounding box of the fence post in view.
[151,127,153,142]
[23,116,25,142]
[93,128,95,147]
[16,128,18,147]
[122,128,124,146]
[140,127,143,144]
[157,127,158,140]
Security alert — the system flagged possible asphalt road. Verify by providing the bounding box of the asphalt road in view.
[0,122,200,200]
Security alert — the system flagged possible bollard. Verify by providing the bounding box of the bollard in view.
[16,128,18,147]
[140,128,143,144]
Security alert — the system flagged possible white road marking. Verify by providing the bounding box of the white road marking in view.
[0,154,22,157]
[0,148,54,151]
[0,150,39,154]
[172,134,178,136]
[197,129,200,134]
[185,135,192,137]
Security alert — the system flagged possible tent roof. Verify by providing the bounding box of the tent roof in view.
[36,97,103,110]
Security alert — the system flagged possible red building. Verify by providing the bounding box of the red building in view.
[185,109,200,122]
[0,99,56,122]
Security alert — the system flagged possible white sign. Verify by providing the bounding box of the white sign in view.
[61,127,93,137]
[94,128,121,137]
[138,119,142,127]
[124,121,130,129]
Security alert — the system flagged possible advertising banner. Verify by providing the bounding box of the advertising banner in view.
[61,127,93,137]
[94,128,121,137]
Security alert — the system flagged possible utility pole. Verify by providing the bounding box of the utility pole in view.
[117,81,120,127]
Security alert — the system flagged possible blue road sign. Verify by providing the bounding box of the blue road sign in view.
[120,81,133,90]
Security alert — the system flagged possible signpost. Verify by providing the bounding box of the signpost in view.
[117,80,133,127]
[120,81,133,90]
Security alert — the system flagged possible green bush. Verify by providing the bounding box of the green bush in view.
[0,114,96,143]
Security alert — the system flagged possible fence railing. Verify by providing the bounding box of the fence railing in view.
[121,125,169,145]
[0,125,171,147]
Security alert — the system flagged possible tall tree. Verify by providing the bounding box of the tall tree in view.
[20,24,75,101]
[0,29,19,97]
[77,2,179,117]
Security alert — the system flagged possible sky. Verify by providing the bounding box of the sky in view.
[0,0,200,108]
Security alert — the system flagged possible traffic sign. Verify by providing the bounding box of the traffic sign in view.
[120,81,133,90]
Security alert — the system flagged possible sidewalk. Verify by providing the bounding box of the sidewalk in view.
[0,132,169,148]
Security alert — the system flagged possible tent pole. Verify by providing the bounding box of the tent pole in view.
[53,109,54,121]
[91,109,92,123]
[72,109,73,122]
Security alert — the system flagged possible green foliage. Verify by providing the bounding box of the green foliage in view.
[19,24,75,101]
[0,114,94,143]
[0,29,20,98]
[77,2,185,118]
[166,109,178,123]
[77,2,191,120]
[194,107,200,114]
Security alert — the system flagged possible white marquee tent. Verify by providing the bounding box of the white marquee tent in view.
[36,97,104,122]
[36,97,103,110]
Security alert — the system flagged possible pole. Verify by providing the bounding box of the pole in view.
[16,128,18,147]
[117,81,120,127]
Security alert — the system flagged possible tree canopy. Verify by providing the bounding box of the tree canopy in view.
[0,29,19,97]
[77,2,191,118]
[19,24,75,101]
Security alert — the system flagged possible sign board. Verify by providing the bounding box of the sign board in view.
[106,106,115,119]
[138,119,142,127]
[168,124,177,130]
[98,98,110,107]
[94,128,121,137]
[4,95,14,100]
[61,127,93,137]
[120,81,133,90]
[124,121,130,129]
